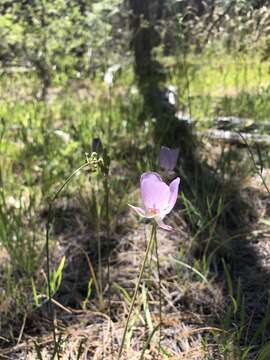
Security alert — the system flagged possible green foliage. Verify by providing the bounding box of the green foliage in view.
[0,0,126,94]
[49,255,66,296]
[257,342,270,360]
[171,49,270,124]
[0,189,42,276]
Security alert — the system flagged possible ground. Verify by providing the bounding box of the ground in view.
[1,162,270,359]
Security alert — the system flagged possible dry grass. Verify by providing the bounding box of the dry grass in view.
[0,213,225,359]
[1,141,270,360]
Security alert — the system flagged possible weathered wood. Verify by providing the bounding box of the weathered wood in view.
[197,129,270,147]
[213,116,270,133]
[176,116,270,147]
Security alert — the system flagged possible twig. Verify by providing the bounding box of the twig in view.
[16,313,27,346]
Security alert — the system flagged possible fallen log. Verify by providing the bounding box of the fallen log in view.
[176,115,270,147]
[197,129,270,147]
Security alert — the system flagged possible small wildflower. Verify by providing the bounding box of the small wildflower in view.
[159,146,179,172]
[92,138,103,153]
[129,172,180,231]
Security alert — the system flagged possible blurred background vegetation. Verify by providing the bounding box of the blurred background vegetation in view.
[1,0,270,359]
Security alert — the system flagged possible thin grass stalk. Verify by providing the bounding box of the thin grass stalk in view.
[103,169,113,357]
[45,205,58,358]
[139,324,161,360]
[118,224,157,359]
[96,208,103,304]
[80,246,103,306]
[238,132,270,195]
[45,161,90,357]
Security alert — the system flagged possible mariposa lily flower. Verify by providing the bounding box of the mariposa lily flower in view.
[159,146,179,172]
[129,172,180,231]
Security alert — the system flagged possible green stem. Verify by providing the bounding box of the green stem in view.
[154,229,162,355]
[103,171,113,355]
[139,324,161,360]
[96,210,103,305]
[45,161,90,357]
[45,218,57,356]
[50,162,90,205]
[118,224,157,360]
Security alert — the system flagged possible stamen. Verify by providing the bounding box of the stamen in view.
[149,207,160,215]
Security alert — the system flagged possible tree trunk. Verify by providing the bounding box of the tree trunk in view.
[129,0,196,163]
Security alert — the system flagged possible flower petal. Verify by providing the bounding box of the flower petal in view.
[128,204,146,217]
[140,172,170,212]
[164,177,180,215]
[159,146,179,172]
[156,217,174,231]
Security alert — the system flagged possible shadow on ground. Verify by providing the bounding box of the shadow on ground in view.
[175,131,270,354]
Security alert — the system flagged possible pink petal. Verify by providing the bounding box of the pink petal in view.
[156,218,174,231]
[140,172,170,212]
[159,146,179,172]
[164,177,180,215]
[128,204,146,217]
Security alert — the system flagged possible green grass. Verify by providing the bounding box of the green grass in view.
[169,49,270,124]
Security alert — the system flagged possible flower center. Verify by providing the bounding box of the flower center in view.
[148,207,160,215]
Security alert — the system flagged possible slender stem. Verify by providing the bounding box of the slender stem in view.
[118,224,157,360]
[154,229,162,355]
[45,161,90,358]
[104,172,113,357]
[50,162,90,204]
[139,324,161,360]
[96,208,103,305]
[80,246,103,306]
[45,209,58,358]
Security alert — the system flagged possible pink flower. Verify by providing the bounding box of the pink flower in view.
[129,172,180,231]
[159,146,179,172]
